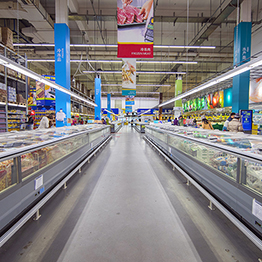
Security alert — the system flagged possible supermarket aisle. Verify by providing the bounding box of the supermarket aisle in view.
[0,126,261,262]
[56,126,202,262]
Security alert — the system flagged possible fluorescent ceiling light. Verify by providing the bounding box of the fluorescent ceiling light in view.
[83,70,186,74]
[0,54,97,107]
[101,84,170,87]
[28,59,197,65]
[158,55,262,107]
[14,43,215,49]
[101,91,160,94]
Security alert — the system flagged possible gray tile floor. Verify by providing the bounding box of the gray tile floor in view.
[0,126,261,262]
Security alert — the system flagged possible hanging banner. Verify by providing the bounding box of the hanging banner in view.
[43,75,56,106]
[117,0,154,58]
[250,77,262,103]
[125,96,135,105]
[28,85,36,107]
[125,106,133,113]
[122,58,136,96]
[36,81,45,106]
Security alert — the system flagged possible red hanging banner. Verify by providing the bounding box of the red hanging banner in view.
[117,0,154,58]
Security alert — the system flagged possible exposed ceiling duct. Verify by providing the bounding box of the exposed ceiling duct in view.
[0,0,54,43]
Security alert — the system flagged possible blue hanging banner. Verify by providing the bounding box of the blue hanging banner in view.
[232,22,252,113]
[55,23,71,127]
[94,77,101,120]
[107,93,111,119]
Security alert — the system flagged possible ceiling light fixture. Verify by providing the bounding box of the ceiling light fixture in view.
[83,70,186,75]
[101,84,170,87]
[0,54,97,107]
[14,43,216,49]
[27,59,197,65]
[158,56,262,107]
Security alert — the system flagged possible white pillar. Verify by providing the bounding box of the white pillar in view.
[56,0,68,25]
[240,0,251,22]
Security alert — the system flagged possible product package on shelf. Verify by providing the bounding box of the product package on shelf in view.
[7,108,26,131]
[0,159,12,192]
[8,86,16,103]
[0,107,6,132]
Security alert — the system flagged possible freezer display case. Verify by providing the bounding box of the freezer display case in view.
[0,124,110,234]
[145,124,262,237]
[134,122,148,133]
[110,121,123,133]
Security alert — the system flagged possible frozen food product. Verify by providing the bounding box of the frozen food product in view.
[117,5,144,25]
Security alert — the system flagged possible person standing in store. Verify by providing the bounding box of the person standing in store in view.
[201,116,214,130]
[173,118,178,125]
[227,113,244,132]
[178,116,184,126]
[38,115,52,129]
[26,113,34,130]
[222,112,235,131]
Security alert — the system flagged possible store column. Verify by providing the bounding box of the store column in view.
[159,93,163,120]
[232,0,252,113]
[94,75,102,120]
[55,0,71,127]
[174,75,182,118]
[107,93,111,120]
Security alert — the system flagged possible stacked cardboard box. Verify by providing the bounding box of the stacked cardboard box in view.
[1,27,13,50]
[16,94,26,104]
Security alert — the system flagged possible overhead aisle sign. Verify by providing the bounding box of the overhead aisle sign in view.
[122,58,136,96]
[117,0,154,58]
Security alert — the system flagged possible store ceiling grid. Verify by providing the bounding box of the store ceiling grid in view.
[0,0,261,99]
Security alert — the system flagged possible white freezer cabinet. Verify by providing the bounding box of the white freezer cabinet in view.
[0,124,110,234]
[145,125,262,237]
[110,121,123,133]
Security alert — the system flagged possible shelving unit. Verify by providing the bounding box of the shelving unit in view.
[7,105,26,131]
[0,44,28,132]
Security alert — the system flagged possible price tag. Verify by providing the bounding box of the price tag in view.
[34,175,43,190]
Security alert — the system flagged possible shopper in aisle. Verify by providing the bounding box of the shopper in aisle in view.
[173,118,178,125]
[38,115,52,129]
[222,112,236,131]
[102,118,107,125]
[178,116,184,126]
[227,113,244,132]
[71,116,77,126]
[201,116,214,130]
[26,114,34,130]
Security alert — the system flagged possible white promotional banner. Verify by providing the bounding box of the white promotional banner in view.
[122,58,136,96]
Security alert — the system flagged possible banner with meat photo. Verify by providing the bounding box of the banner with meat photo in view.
[117,0,154,58]
[122,58,136,96]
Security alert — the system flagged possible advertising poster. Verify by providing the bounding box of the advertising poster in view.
[117,0,154,58]
[28,85,36,106]
[36,81,45,106]
[125,106,133,113]
[43,75,56,106]
[224,87,232,107]
[122,58,136,96]
[250,78,262,103]
[125,96,135,105]
[206,91,224,109]
[240,110,253,131]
